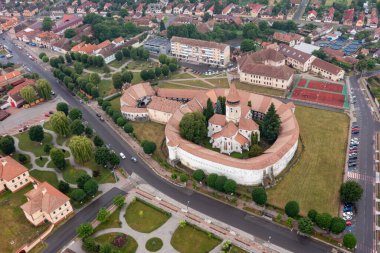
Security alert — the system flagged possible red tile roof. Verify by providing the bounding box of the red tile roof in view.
[0,156,28,181]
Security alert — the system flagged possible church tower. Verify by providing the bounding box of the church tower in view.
[226,82,241,123]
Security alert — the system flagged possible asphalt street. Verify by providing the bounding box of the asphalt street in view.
[293,0,309,21]
[2,35,333,253]
[348,76,379,253]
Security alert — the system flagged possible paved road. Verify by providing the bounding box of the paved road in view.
[348,76,379,253]
[44,188,125,253]
[2,35,333,253]
[293,0,309,21]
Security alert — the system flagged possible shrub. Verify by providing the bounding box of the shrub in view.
[330,217,346,234]
[192,169,205,182]
[171,173,177,180]
[70,188,86,202]
[117,117,126,126]
[298,217,313,236]
[223,179,236,194]
[43,144,52,154]
[215,175,227,192]
[307,209,318,222]
[141,140,156,154]
[58,181,70,193]
[285,201,299,218]
[340,181,363,203]
[180,174,189,182]
[123,123,134,133]
[343,233,357,249]
[315,213,332,230]
[207,173,218,188]
[16,154,27,164]
[252,187,267,206]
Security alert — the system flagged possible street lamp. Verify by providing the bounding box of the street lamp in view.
[268,236,271,246]
[186,200,190,212]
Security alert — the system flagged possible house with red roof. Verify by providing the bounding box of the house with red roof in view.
[324,7,334,23]
[0,156,31,192]
[0,70,23,91]
[103,3,112,10]
[222,3,235,15]
[207,5,215,16]
[356,11,365,27]
[343,9,354,26]
[307,10,317,21]
[7,79,36,107]
[247,3,264,17]
[368,8,378,28]
[273,32,304,46]
[21,182,73,226]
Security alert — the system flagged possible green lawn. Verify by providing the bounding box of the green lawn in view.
[229,245,249,253]
[99,80,115,98]
[0,185,50,253]
[94,233,138,253]
[207,78,230,88]
[174,79,213,88]
[157,82,204,90]
[109,58,130,69]
[83,159,116,184]
[35,156,49,167]
[29,170,59,187]
[127,60,158,70]
[267,106,349,216]
[109,96,121,111]
[235,81,285,97]
[131,72,142,84]
[145,237,163,252]
[169,72,194,79]
[124,199,170,233]
[86,66,105,74]
[171,224,221,253]
[62,165,88,184]
[94,207,122,233]
[16,132,53,157]
[325,0,351,6]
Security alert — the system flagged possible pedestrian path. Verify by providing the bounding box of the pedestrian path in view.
[347,171,375,183]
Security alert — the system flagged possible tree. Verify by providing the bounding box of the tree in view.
[343,233,357,249]
[307,209,318,222]
[216,96,226,115]
[115,51,123,61]
[43,144,51,154]
[155,67,162,77]
[58,180,70,193]
[20,86,37,104]
[95,147,111,166]
[85,127,93,137]
[76,223,94,238]
[77,174,91,189]
[42,56,49,64]
[100,244,112,253]
[298,217,313,236]
[215,175,227,192]
[202,12,211,22]
[56,102,69,115]
[169,63,177,72]
[207,173,218,188]
[88,73,100,86]
[285,201,299,218]
[29,125,44,142]
[50,111,70,136]
[71,188,87,202]
[83,237,99,252]
[203,98,214,121]
[179,112,207,145]
[16,154,27,164]
[215,99,223,114]
[180,174,189,182]
[65,53,72,64]
[252,187,267,205]
[330,217,346,234]
[159,54,167,64]
[312,49,328,60]
[240,39,257,52]
[84,179,98,196]
[69,108,82,121]
[69,136,94,163]
[39,52,47,59]
[121,71,133,83]
[357,60,368,72]
[224,179,237,194]
[260,103,281,144]
[109,152,120,167]
[117,117,126,127]
[305,37,312,44]
[315,213,332,230]
[123,123,134,134]
[35,79,52,100]
[248,144,262,157]
[161,64,169,76]
[113,195,125,207]
[64,28,76,38]
[112,72,123,89]
[74,62,84,75]
[193,169,205,182]
[0,136,15,155]
[94,135,104,147]
[50,148,66,169]
[97,207,110,223]
[70,119,85,135]
[42,17,53,31]
[141,140,156,154]
[340,181,363,203]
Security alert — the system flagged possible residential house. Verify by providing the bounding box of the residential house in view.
[343,9,354,26]
[23,6,38,17]
[238,49,295,90]
[207,5,214,16]
[310,58,344,81]
[146,3,162,14]
[77,1,97,15]
[173,4,184,15]
[324,7,334,23]
[67,6,76,14]
[374,27,380,40]
[33,31,60,48]
[214,14,241,25]
[183,5,194,16]
[50,6,65,18]
[307,10,317,21]
[374,49,380,58]
[356,11,365,27]
[0,156,31,192]
[52,14,83,34]
[103,3,112,11]
[7,79,35,107]
[144,36,171,55]
[368,8,378,28]
[133,16,155,28]
[170,36,230,67]
[222,3,235,15]
[194,3,205,16]
[247,3,263,17]
[290,0,301,7]
[279,44,315,72]
[273,32,304,46]
[21,182,73,226]
[0,70,23,91]
[165,3,173,14]
[0,17,18,32]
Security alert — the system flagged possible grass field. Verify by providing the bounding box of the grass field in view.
[94,207,122,233]
[109,58,130,69]
[157,82,204,90]
[30,170,59,187]
[62,165,88,184]
[131,72,142,84]
[207,78,230,88]
[229,245,249,253]
[267,106,349,216]
[35,157,49,167]
[109,96,121,111]
[124,199,170,233]
[0,185,50,253]
[83,159,116,184]
[94,232,138,253]
[98,80,115,98]
[169,72,194,79]
[325,0,351,6]
[171,224,221,253]
[16,132,53,157]
[236,81,285,97]
[127,60,158,70]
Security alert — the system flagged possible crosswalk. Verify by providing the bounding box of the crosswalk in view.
[347,171,374,182]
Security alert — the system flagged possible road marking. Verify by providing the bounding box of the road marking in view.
[347,172,374,182]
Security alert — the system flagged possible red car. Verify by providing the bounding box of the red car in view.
[44,112,50,117]
[346,220,352,226]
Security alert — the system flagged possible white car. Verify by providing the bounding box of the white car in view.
[344,211,353,216]
[342,216,352,221]
[119,152,126,159]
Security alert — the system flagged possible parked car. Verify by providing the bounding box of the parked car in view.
[346,220,352,226]
[344,211,353,216]
[342,216,352,221]
[119,152,126,159]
